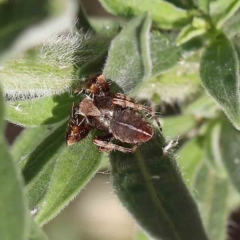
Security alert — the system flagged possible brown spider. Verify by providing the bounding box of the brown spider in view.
[66,74,161,153]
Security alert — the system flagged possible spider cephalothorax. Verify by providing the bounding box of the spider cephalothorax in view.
[66,74,161,153]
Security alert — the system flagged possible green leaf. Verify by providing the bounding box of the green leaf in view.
[162,114,196,138]
[151,31,181,76]
[21,123,67,211]
[0,0,77,60]
[35,135,101,225]
[219,118,240,195]
[177,137,203,188]
[12,125,58,163]
[177,23,206,45]
[1,31,110,101]
[6,93,79,126]
[210,0,240,29]
[0,140,30,240]
[110,129,209,240]
[103,14,152,94]
[99,0,190,29]
[21,122,101,225]
[0,85,29,240]
[194,0,209,14]
[29,219,48,240]
[193,162,229,240]
[203,121,226,178]
[200,34,240,130]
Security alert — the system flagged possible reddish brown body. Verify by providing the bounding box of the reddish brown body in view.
[66,74,161,153]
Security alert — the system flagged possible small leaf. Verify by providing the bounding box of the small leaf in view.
[177,23,206,45]
[0,85,29,240]
[177,137,203,187]
[12,125,58,162]
[99,0,190,29]
[0,0,77,60]
[35,133,101,225]
[200,34,240,130]
[193,162,229,240]
[29,219,48,240]
[6,93,79,126]
[210,0,240,29]
[110,129,209,240]
[151,31,181,76]
[219,118,240,195]
[103,14,152,94]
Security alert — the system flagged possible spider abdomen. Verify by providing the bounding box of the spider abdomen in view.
[110,109,153,144]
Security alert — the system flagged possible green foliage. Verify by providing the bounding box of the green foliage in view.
[1,0,240,239]
[193,163,229,240]
[110,129,208,240]
[103,14,152,94]
[200,34,240,130]
[0,85,29,240]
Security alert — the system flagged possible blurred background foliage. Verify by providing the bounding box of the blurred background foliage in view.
[1,0,240,240]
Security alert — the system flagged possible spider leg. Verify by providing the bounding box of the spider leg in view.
[93,134,113,152]
[112,96,162,131]
[93,139,139,153]
[114,93,134,102]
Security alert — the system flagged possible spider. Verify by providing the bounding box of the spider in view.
[66,74,161,153]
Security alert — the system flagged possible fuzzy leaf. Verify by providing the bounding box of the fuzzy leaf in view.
[200,34,240,130]
[0,0,77,60]
[193,163,229,240]
[151,31,181,76]
[6,93,79,126]
[35,135,101,225]
[12,125,58,162]
[110,129,209,240]
[21,122,101,225]
[103,14,152,94]
[1,32,110,100]
[0,86,29,240]
[210,0,240,28]
[99,0,190,29]
[219,118,240,195]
